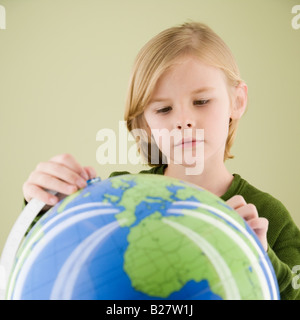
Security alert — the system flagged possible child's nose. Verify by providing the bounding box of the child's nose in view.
[175,114,196,129]
[173,104,196,130]
[176,122,193,130]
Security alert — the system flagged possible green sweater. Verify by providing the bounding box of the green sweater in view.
[109,164,300,300]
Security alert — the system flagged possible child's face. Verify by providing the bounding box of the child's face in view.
[144,55,233,168]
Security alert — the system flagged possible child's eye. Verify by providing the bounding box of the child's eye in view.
[156,106,172,114]
[193,99,209,106]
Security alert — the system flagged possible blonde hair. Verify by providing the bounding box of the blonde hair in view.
[124,21,245,166]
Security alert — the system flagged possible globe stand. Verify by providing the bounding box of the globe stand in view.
[0,190,57,300]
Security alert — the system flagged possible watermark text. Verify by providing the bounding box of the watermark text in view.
[96,121,204,176]
[0,4,6,30]
[292,5,300,30]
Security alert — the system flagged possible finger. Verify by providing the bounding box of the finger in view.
[247,218,269,252]
[29,171,79,196]
[235,203,259,221]
[247,218,269,236]
[35,161,87,189]
[50,154,88,180]
[83,166,97,180]
[226,195,247,210]
[23,183,59,205]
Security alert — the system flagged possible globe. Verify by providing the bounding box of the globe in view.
[7,174,279,300]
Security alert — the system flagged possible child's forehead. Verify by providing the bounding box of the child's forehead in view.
[151,56,225,96]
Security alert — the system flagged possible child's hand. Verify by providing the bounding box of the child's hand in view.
[226,195,269,252]
[23,153,97,206]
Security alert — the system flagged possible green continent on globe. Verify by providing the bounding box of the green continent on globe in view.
[123,211,224,298]
[112,176,174,227]
[112,174,244,228]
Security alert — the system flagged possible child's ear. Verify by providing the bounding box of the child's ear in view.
[230,82,248,120]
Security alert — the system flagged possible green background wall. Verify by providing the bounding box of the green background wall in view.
[0,0,299,253]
